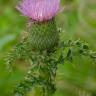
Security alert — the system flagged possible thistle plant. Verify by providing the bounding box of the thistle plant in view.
[6,0,96,96]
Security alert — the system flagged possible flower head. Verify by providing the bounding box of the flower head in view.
[16,0,60,22]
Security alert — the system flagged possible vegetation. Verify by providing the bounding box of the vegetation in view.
[0,0,96,96]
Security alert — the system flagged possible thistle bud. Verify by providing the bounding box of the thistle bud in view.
[17,0,60,50]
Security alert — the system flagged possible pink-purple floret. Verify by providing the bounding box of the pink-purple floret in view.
[16,0,60,22]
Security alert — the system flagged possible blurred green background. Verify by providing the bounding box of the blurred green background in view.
[0,0,96,96]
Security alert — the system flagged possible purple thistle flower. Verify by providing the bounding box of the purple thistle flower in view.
[16,0,60,22]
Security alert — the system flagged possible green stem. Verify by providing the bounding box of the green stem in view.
[31,51,56,96]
